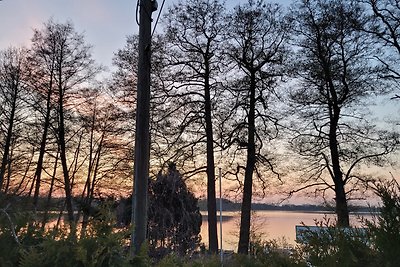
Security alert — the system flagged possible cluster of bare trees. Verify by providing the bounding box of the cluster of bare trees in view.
[141,0,398,254]
[1,0,400,255]
[0,20,133,230]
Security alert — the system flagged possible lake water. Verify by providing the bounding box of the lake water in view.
[200,210,373,251]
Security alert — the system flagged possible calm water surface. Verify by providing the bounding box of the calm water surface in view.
[200,210,373,251]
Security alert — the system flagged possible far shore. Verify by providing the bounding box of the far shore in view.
[197,198,379,214]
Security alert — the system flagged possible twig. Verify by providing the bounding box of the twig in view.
[0,204,20,245]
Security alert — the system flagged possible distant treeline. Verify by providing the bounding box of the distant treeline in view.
[197,198,378,213]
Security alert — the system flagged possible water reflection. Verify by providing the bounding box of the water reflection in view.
[200,210,373,251]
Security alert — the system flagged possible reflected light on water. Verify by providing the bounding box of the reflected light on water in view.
[200,210,373,251]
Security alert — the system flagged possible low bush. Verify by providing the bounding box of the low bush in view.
[366,180,400,267]
[296,219,376,267]
[0,202,131,267]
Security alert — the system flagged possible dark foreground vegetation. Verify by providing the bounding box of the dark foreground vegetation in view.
[1,180,399,267]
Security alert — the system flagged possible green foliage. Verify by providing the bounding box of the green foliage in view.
[4,179,400,266]
[297,219,376,267]
[0,232,19,267]
[154,254,220,267]
[249,238,307,267]
[295,181,400,267]
[185,257,220,267]
[0,201,131,267]
[366,181,400,266]
[0,200,40,266]
[154,254,183,267]
[22,206,130,267]
[129,243,151,267]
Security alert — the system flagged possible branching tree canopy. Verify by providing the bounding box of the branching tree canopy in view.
[2,0,400,257]
[224,0,289,254]
[29,20,100,223]
[0,48,31,194]
[361,0,400,84]
[287,0,399,227]
[159,0,226,253]
[111,34,170,173]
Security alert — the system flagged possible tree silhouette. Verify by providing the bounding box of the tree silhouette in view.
[121,164,202,258]
[287,0,399,227]
[147,163,202,258]
[29,20,99,223]
[0,48,29,193]
[160,0,226,253]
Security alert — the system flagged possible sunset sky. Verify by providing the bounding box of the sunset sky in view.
[1,0,398,148]
[0,0,138,69]
[0,0,295,69]
[0,0,398,205]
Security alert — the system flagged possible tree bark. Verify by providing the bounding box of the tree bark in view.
[329,114,349,227]
[57,63,74,223]
[33,73,53,209]
[41,150,59,229]
[238,71,257,254]
[81,133,104,235]
[335,182,349,227]
[3,144,14,194]
[0,86,18,191]
[204,60,218,253]
[76,112,95,228]
[327,74,350,227]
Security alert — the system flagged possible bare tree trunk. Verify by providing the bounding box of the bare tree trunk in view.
[328,79,350,227]
[77,117,95,229]
[238,72,257,254]
[58,83,74,224]
[0,89,18,191]
[204,63,218,254]
[69,131,83,188]
[33,75,53,209]
[335,182,349,227]
[81,134,104,235]
[42,150,59,229]
[330,119,349,227]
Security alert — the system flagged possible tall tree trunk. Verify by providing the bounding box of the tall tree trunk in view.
[42,150,59,229]
[335,182,349,227]
[204,64,218,253]
[0,89,18,191]
[238,72,257,254]
[77,114,95,228]
[329,92,350,227]
[33,76,53,209]
[69,131,83,187]
[329,121,349,227]
[58,82,74,223]
[81,134,104,235]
